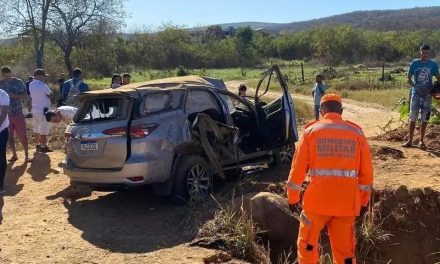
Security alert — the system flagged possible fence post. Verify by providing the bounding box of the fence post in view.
[301,62,305,84]
[381,64,385,84]
[288,61,292,81]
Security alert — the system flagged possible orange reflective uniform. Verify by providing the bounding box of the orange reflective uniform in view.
[287,107,373,264]
[287,112,373,216]
[297,211,356,264]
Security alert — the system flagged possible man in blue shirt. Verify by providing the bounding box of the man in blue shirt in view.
[0,66,31,162]
[312,74,327,120]
[61,68,89,107]
[403,44,440,149]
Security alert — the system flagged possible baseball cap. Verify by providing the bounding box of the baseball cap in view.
[33,68,48,76]
[73,68,82,77]
[1,66,12,73]
[320,94,342,105]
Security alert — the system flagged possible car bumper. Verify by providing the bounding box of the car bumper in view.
[63,158,170,186]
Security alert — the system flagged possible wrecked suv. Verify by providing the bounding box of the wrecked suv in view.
[64,65,298,202]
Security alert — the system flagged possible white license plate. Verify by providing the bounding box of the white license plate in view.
[80,142,98,151]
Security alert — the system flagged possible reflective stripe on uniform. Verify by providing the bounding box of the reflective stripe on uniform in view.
[287,181,302,191]
[300,211,311,227]
[309,169,358,178]
[305,123,364,136]
[359,184,372,191]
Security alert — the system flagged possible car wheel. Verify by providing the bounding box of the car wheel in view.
[270,143,295,167]
[170,155,212,205]
[280,143,295,164]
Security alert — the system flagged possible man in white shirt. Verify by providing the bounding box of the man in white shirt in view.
[29,69,53,153]
[45,106,77,124]
[0,89,10,194]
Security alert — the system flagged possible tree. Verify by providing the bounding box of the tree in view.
[234,27,256,75]
[202,25,226,43]
[253,32,277,58]
[1,0,52,68]
[131,31,156,69]
[153,25,192,68]
[48,0,125,75]
[73,20,117,76]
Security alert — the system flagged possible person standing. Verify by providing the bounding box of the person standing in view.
[286,94,373,264]
[312,74,327,120]
[0,66,31,162]
[61,68,89,107]
[29,69,53,153]
[57,73,65,107]
[402,44,440,149]
[122,73,131,85]
[25,76,33,118]
[0,89,9,194]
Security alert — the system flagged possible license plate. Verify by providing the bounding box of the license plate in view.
[80,141,98,151]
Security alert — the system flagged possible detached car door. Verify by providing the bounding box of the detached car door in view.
[254,65,299,149]
[65,93,134,170]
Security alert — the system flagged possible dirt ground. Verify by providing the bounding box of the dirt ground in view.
[1,85,440,263]
[0,149,245,263]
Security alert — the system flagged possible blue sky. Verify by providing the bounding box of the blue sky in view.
[125,0,440,30]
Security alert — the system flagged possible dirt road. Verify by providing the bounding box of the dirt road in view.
[0,150,242,263]
[0,83,439,263]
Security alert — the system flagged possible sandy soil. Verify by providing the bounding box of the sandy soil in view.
[0,84,439,263]
[0,149,246,263]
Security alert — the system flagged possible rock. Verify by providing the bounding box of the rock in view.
[202,251,232,263]
[395,185,409,200]
[248,192,299,261]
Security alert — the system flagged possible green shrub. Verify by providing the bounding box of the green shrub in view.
[395,98,409,120]
[176,65,188,76]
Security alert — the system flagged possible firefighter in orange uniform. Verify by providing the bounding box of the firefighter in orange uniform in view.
[286,94,373,264]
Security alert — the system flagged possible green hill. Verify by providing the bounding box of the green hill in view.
[196,6,440,33]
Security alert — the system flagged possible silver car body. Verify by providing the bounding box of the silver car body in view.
[64,67,298,191]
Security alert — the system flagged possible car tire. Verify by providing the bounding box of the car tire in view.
[170,155,212,205]
[270,143,295,167]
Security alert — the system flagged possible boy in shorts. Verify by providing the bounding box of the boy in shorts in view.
[403,44,440,150]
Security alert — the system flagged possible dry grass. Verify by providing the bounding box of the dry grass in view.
[337,88,409,108]
[357,204,393,262]
[284,79,409,109]
[196,196,270,264]
[275,249,295,264]
[319,253,333,264]
[294,99,313,120]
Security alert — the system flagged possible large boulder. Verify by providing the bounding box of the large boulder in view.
[248,192,299,261]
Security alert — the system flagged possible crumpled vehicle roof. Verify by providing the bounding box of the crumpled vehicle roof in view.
[83,75,227,96]
[133,75,227,90]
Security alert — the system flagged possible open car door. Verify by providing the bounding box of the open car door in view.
[254,65,298,150]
